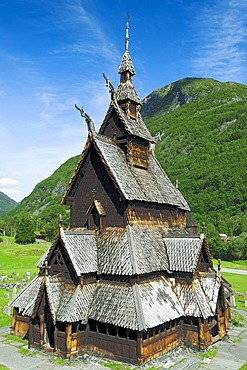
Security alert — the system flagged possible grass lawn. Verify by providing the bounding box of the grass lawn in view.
[222,272,247,312]
[0,236,49,276]
[0,236,48,328]
[212,259,247,271]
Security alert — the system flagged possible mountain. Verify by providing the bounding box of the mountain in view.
[142,77,247,238]
[1,77,247,248]
[0,155,80,239]
[0,192,18,216]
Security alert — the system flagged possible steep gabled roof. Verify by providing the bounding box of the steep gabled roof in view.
[175,279,214,319]
[37,228,97,276]
[9,276,44,316]
[164,236,203,272]
[62,132,189,209]
[201,275,221,313]
[118,50,135,75]
[94,134,190,208]
[36,229,209,282]
[46,277,96,324]
[99,100,154,143]
[116,79,141,104]
[139,278,184,328]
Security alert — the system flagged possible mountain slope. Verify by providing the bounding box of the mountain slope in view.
[142,78,247,236]
[0,192,18,216]
[0,155,80,239]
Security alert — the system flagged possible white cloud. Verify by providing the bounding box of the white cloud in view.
[0,178,21,201]
[0,188,22,198]
[52,1,120,64]
[0,178,20,187]
[191,0,247,82]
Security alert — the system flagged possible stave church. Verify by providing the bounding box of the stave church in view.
[9,21,231,364]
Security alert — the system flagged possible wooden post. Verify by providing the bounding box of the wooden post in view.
[66,323,72,358]
[39,313,45,349]
[137,331,143,365]
[224,308,229,337]
[198,318,205,350]
[11,308,17,334]
[217,311,221,338]
[54,325,58,352]
[28,318,33,349]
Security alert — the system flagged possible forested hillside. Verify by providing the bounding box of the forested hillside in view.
[0,155,79,239]
[142,78,247,258]
[0,192,18,216]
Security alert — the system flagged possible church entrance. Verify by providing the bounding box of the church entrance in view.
[44,306,54,348]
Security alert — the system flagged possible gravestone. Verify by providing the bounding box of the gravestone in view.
[230,295,236,307]
[3,306,10,316]
[244,292,247,308]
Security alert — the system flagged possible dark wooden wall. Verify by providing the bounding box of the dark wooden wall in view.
[100,111,125,139]
[70,147,126,228]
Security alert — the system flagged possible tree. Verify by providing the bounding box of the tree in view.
[15,214,35,244]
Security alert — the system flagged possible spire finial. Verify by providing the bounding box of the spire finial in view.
[125,12,130,51]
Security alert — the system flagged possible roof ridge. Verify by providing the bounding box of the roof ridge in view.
[149,154,190,210]
[126,225,138,275]
[65,284,80,322]
[132,283,146,331]
[193,279,213,319]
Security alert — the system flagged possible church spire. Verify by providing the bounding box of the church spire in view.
[125,14,129,51]
[118,17,135,77]
[116,17,141,116]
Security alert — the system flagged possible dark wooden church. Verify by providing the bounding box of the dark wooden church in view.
[9,22,231,364]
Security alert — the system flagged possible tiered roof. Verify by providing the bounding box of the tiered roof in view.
[10,229,220,329]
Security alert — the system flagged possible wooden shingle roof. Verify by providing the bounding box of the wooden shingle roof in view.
[10,273,222,329]
[93,135,190,209]
[118,50,135,75]
[116,79,141,104]
[46,278,96,324]
[97,226,169,275]
[37,229,97,276]
[37,228,207,279]
[99,101,154,143]
[164,236,203,272]
[9,276,44,316]
[175,279,214,319]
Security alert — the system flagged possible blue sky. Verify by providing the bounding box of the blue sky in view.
[1,0,247,202]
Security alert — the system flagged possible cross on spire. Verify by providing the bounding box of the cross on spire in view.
[92,188,97,199]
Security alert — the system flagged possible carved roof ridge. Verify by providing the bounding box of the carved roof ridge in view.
[126,225,138,275]
[132,283,147,331]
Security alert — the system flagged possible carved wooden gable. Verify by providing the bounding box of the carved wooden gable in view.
[48,242,77,284]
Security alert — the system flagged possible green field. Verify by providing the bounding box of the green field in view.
[0,237,247,328]
[0,237,49,327]
[213,258,247,271]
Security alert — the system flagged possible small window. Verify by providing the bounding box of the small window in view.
[86,200,106,231]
